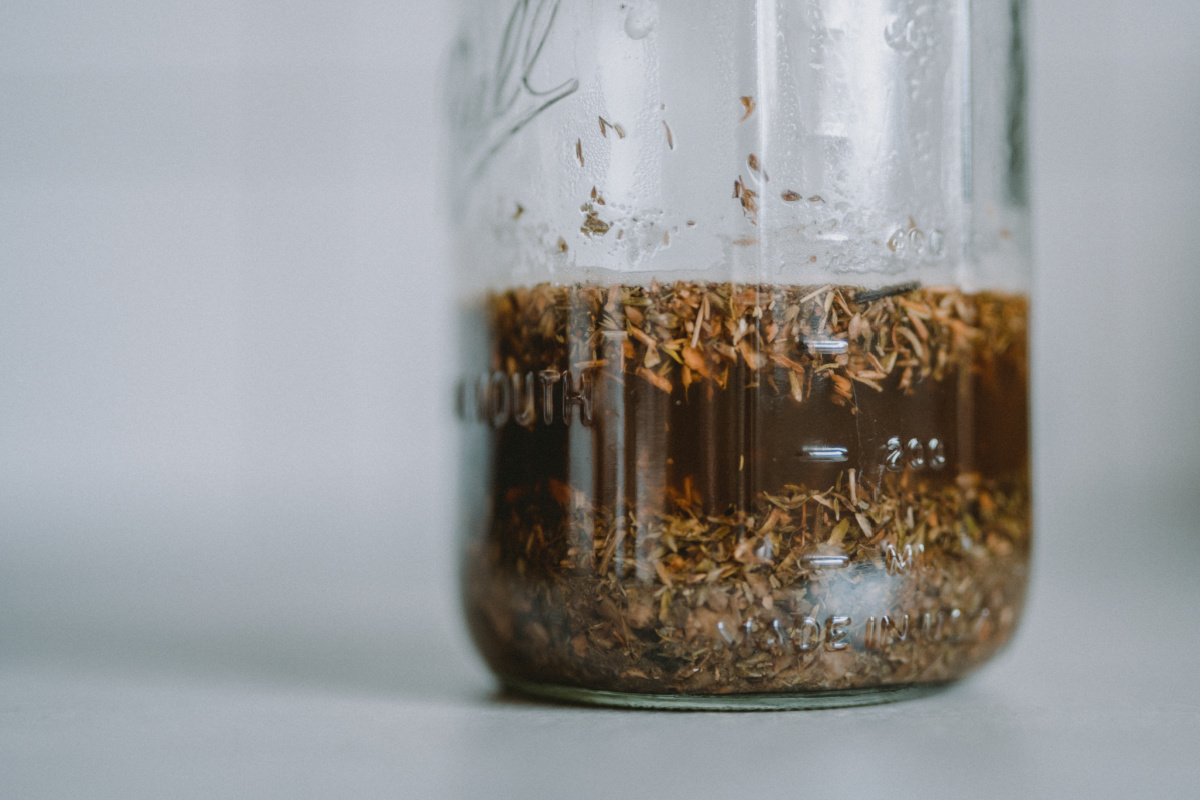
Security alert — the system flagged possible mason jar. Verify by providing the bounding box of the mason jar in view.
[448,0,1030,709]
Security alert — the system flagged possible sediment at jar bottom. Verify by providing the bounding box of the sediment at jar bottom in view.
[460,281,1030,696]
[465,471,1029,695]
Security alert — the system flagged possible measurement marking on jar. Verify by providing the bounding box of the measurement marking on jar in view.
[805,338,848,354]
[800,445,849,463]
[885,543,927,575]
[853,281,922,304]
[801,554,850,569]
[882,436,947,472]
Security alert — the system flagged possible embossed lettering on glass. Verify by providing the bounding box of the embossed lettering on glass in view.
[449,0,1031,709]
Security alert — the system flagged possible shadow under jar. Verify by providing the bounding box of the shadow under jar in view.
[448,0,1031,709]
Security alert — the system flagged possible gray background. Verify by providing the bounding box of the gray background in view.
[2,2,1199,797]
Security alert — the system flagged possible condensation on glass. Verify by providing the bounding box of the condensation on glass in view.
[448,0,1030,709]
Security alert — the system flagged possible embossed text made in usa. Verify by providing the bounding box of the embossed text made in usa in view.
[715,607,999,654]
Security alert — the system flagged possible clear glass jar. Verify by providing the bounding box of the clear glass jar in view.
[448,0,1030,709]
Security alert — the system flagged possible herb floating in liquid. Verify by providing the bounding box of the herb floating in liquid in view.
[463,282,1029,695]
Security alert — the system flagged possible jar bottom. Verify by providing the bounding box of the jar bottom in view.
[501,677,950,711]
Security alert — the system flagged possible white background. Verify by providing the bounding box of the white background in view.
[2,2,1199,797]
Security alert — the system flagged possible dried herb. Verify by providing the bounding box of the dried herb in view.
[464,281,1030,696]
[740,95,755,122]
[580,204,610,237]
[598,116,626,139]
[733,177,758,221]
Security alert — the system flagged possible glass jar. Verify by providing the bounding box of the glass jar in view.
[448,0,1030,709]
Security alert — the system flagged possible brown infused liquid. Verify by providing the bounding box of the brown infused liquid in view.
[460,281,1030,696]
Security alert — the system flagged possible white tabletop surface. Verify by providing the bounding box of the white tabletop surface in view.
[4,511,1198,800]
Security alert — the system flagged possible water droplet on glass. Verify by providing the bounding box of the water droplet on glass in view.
[884,18,914,53]
[625,7,654,40]
[929,229,946,258]
[908,228,926,255]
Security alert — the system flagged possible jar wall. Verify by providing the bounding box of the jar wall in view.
[447,0,1029,290]
[449,0,1030,707]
